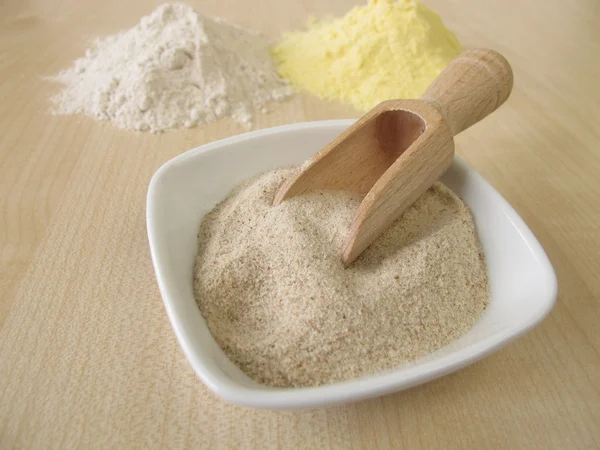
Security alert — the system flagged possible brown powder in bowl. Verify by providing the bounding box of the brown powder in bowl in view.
[194,168,488,388]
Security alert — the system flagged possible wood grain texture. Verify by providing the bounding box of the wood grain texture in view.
[422,48,513,136]
[278,49,513,264]
[0,0,599,448]
[341,100,454,265]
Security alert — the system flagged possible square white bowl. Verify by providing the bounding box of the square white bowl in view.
[147,120,557,410]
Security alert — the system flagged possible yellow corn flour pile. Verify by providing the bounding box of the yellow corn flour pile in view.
[272,0,460,111]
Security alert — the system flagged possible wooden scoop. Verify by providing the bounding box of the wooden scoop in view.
[274,48,513,266]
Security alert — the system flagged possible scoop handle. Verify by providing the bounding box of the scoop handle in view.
[421,48,513,136]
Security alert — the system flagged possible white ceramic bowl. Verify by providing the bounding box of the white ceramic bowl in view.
[147,120,557,410]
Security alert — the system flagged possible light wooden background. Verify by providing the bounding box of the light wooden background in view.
[1,0,599,448]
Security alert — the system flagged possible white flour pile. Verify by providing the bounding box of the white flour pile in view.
[194,169,489,388]
[49,3,292,132]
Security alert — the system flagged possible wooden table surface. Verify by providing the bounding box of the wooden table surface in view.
[1,0,599,448]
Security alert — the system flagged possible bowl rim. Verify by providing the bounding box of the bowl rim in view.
[147,119,557,410]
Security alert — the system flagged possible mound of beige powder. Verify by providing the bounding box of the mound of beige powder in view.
[194,169,488,388]
[49,3,292,132]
